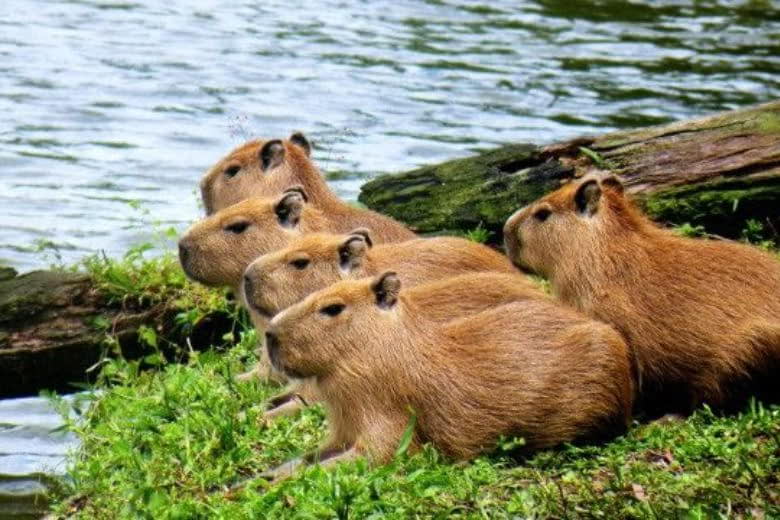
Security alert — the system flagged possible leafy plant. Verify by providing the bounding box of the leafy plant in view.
[673,222,707,238]
[463,222,492,244]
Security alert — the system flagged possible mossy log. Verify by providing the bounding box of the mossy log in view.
[0,269,234,398]
[359,101,780,240]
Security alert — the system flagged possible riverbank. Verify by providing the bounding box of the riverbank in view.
[13,234,767,517]
[47,288,779,517]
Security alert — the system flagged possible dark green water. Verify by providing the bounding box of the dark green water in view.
[0,0,778,517]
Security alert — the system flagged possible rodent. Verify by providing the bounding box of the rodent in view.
[179,186,411,291]
[242,228,521,320]
[261,271,633,476]
[503,173,780,415]
[178,186,412,383]
[199,132,414,240]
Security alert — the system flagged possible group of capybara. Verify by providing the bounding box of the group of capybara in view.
[178,132,780,480]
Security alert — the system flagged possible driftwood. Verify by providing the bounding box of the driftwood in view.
[0,269,234,398]
[359,101,780,240]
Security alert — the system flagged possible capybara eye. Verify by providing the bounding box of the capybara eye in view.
[290,258,310,270]
[534,208,551,222]
[224,165,241,178]
[224,221,250,234]
[320,303,345,317]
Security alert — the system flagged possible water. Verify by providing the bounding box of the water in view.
[0,396,79,519]
[0,0,778,271]
[0,1,778,516]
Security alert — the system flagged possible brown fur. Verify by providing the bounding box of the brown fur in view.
[265,273,634,466]
[255,271,545,419]
[179,189,411,291]
[503,174,780,415]
[199,135,413,241]
[243,231,533,416]
[243,230,522,320]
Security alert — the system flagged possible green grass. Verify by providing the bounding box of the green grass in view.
[45,237,780,519]
[49,309,780,519]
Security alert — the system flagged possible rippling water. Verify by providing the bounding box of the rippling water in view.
[1,1,779,516]
[0,396,78,519]
[1,0,778,271]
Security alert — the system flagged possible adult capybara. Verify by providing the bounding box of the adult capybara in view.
[200,133,316,214]
[503,173,780,415]
[178,186,411,383]
[260,272,633,478]
[252,269,544,420]
[179,187,410,291]
[200,133,414,240]
[242,228,521,320]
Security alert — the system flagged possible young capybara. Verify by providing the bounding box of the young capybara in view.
[503,173,780,415]
[260,272,633,479]
[242,228,522,320]
[178,186,410,291]
[200,133,414,240]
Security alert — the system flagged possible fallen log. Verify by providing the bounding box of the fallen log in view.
[359,101,780,241]
[0,269,235,398]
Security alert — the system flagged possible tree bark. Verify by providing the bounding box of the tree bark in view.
[359,100,780,241]
[0,269,234,398]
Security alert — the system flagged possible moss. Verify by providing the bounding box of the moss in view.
[0,266,17,282]
[642,177,780,237]
[0,271,89,324]
[754,110,780,135]
[359,144,571,240]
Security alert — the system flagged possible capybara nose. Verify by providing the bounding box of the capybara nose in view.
[178,242,190,266]
[265,331,280,367]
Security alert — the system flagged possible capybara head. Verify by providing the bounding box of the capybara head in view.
[243,228,373,319]
[503,174,628,278]
[178,186,318,288]
[200,132,312,215]
[266,272,402,379]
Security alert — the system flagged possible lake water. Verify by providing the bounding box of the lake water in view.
[1,0,779,271]
[0,0,779,517]
[0,396,78,519]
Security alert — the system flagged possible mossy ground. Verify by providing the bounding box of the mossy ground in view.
[48,241,779,519]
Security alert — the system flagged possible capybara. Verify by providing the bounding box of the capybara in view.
[242,228,521,320]
[253,270,544,420]
[260,272,633,478]
[200,133,322,214]
[178,186,411,382]
[503,173,780,415]
[200,133,414,240]
[179,187,411,291]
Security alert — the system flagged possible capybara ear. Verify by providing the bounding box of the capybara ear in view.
[275,188,307,228]
[347,227,373,248]
[260,139,285,171]
[371,271,401,309]
[574,179,601,216]
[282,184,309,202]
[601,174,624,195]
[339,235,370,270]
[289,132,312,156]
